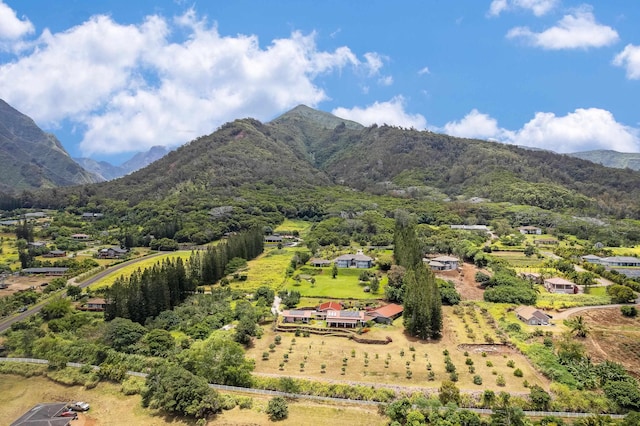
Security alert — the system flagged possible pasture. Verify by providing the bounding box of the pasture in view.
[282,267,383,299]
[88,251,192,290]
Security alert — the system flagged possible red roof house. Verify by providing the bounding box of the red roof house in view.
[369,303,404,324]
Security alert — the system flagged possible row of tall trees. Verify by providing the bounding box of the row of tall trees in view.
[394,211,442,339]
[105,228,264,324]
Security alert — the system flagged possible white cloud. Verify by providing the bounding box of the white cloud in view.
[511,108,639,153]
[488,0,558,17]
[0,8,384,156]
[443,109,514,140]
[418,66,430,75]
[507,7,619,49]
[442,108,639,153]
[332,96,427,129]
[378,75,393,86]
[613,44,640,79]
[0,1,34,41]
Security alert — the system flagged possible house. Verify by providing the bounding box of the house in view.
[81,212,104,220]
[450,225,490,232]
[84,297,107,311]
[24,212,47,219]
[21,267,68,276]
[325,310,366,328]
[515,306,552,325]
[10,402,74,426]
[520,272,543,284]
[333,250,373,268]
[534,239,558,245]
[581,254,603,264]
[519,226,542,235]
[43,249,67,258]
[368,303,404,324]
[71,233,90,240]
[264,235,283,243]
[317,301,342,312]
[28,241,47,249]
[309,258,331,267]
[544,277,578,294]
[280,310,312,324]
[428,256,459,271]
[599,256,640,267]
[98,247,128,259]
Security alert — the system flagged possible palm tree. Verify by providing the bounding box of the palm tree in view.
[564,315,589,338]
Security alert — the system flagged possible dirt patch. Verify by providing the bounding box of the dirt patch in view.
[573,307,640,378]
[0,275,47,299]
[457,344,517,355]
[435,262,487,301]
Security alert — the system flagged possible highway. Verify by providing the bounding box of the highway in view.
[0,252,165,334]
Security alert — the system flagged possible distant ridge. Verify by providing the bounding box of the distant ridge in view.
[0,99,100,192]
[75,145,170,181]
[569,150,640,171]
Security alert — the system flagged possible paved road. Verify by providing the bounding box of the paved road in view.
[0,252,165,334]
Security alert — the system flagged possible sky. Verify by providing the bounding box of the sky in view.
[0,0,639,164]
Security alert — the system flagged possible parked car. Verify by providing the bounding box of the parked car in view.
[59,410,78,419]
[17,306,28,313]
[69,401,90,411]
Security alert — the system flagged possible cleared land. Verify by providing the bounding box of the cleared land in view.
[248,306,546,394]
[88,251,192,290]
[282,267,383,300]
[0,374,385,425]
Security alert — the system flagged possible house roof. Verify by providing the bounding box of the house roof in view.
[317,301,341,311]
[515,306,550,321]
[281,310,312,318]
[309,258,331,264]
[545,277,575,285]
[428,261,445,267]
[334,253,373,262]
[519,226,540,230]
[10,402,72,426]
[601,256,640,263]
[22,267,69,274]
[87,298,106,305]
[370,303,404,319]
[432,256,459,262]
[581,255,602,260]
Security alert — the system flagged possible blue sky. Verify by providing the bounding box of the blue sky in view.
[1,0,639,164]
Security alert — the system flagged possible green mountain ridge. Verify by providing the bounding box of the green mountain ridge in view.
[0,99,100,191]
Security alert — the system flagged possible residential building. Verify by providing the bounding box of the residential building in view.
[333,250,373,268]
[544,277,578,294]
[515,306,551,325]
[427,255,459,271]
[519,226,542,235]
[368,303,404,324]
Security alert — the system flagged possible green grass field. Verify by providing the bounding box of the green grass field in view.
[282,267,383,299]
[274,219,313,236]
[0,233,20,270]
[230,247,294,292]
[88,251,192,290]
[490,251,546,268]
[535,288,611,310]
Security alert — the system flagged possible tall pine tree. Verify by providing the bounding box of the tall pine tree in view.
[394,211,442,339]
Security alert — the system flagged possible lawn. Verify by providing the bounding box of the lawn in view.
[490,251,546,268]
[230,247,294,292]
[88,251,192,290]
[249,306,546,393]
[274,219,313,236]
[535,287,611,310]
[0,373,385,425]
[0,232,20,270]
[282,267,383,300]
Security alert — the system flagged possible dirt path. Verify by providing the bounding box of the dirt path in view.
[553,301,640,320]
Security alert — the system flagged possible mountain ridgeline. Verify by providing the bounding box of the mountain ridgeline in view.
[5,104,640,219]
[0,99,100,192]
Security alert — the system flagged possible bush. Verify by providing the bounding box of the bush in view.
[621,305,638,317]
[121,376,145,395]
[473,375,483,385]
[514,368,523,377]
[266,396,289,421]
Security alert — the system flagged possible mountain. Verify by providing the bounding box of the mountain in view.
[74,146,170,181]
[569,150,640,171]
[0,99,100,192]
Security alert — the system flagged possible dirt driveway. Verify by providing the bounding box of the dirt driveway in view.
[435,262,487,301]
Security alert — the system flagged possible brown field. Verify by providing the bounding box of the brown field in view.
[248,306,546,393]
[573,307,640,378]
[435,263,487,301]
[0,275,49,299]
[0,374,385,426]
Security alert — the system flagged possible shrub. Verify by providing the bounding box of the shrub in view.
[514,368,523,377]
[496,374,506,386]
[507,360,515,368]
[621,305,638,317]
[473,375,483,385]
[266,396,288,421]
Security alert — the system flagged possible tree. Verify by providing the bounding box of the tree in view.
[608,284,637,303]
[490,392,527,426]
[40,297,71,320]
[439,380,461,406]
[181,337,254,387]
[103,317,147,352]
[529,385,551,410]
[523,245,535,257]
[266,396,288,421]
[370,275,380,293]
[564,315,589,338]
[142,363,221,418]
[142,329,175,357]
[66,285,82,300]
[331,263,338,279]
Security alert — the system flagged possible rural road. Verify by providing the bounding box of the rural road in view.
[0,252,166,334]
[552,299,640,320]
